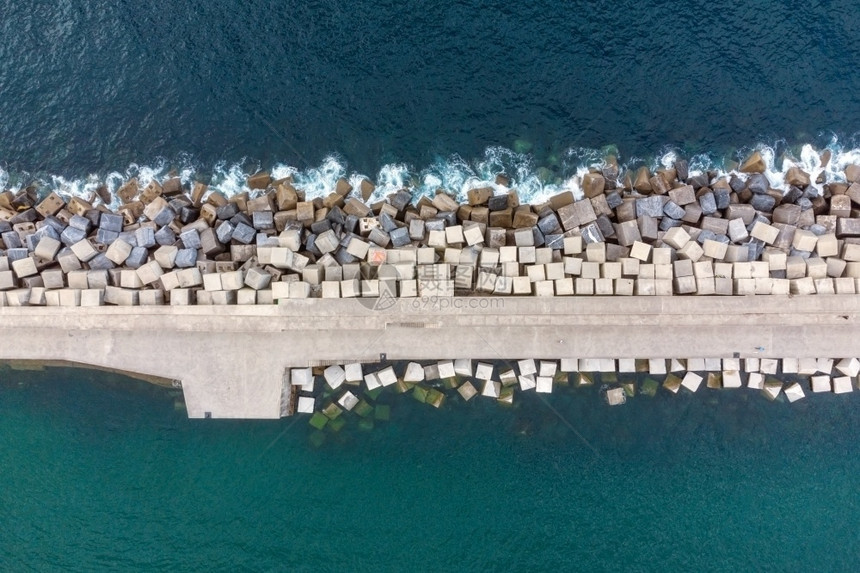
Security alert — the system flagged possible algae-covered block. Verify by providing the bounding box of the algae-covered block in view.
[353,400,373,418]
[442,377,460,389]
[412,385,429,403]
[663,373,682,394]
[365,386,383,401]
[374,404,391,421]
[458,381,478,401]
[328,416,346,432]
[499,369,518,387]
[640,378,659,397]
[622,382,636,397]
[497,386,514,406]
[322,403,342,420]
[707,372,722,389]
[309,412,329,430]
[357,417,374,431]
[394,379,411,394]
[426,389,445,408]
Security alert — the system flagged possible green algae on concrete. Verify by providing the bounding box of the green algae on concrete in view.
[641,378,659,397]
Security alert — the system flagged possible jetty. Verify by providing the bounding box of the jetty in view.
[2,149,860,418]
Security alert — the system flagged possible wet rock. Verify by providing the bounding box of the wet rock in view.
[785,166,810,187]
[749,193,776,212]
[674,159,689,182]
[581,172,605,198]
[247,171,271,190]
[467,187,493,206]
[746,173,770,194]
[740,150,766,173]
[845,164,860,183]
[633,167,652,192]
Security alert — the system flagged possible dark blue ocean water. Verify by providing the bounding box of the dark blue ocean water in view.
[3,0,860,189]
[3,0,860,569]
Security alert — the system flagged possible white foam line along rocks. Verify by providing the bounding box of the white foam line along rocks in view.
[4,149,860,306]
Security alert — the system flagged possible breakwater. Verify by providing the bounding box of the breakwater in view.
[2,149,860,304]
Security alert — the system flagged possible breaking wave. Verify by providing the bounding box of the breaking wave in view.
[2,137,860,207]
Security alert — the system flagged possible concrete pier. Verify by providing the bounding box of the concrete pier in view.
[2,294,860,418]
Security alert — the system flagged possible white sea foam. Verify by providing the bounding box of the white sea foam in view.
[4,139,860,207]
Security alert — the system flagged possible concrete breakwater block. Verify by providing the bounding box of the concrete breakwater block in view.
[7,152,860,306]
[784,382,806,402]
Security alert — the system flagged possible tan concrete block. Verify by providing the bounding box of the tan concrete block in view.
[564,257,583,276]
[702,239,727,259]
[792,229,818,252]
[574,278,594,295]
[655,263,673,280]
[762,250,787,271]
[814,277,835,294]
[585,242,606,263]
[790,277,815,295]
[581,261,600,279]
[615,278,635,295]
[750,221,779,244]
[655,279,673,295]
[806,257,828,279]
[621,257,640,276]
[663,227,690,249]
[816,233,838,257]
[734,278,756,295]
[834,277,856,294]
[554,277,574,295]
[630,241,651,262]
[563,236,583,255]
[695,276,716,295]
[601,262,622,279]
[638,263,655,279]
[676,241,704,262]
[512,276,531,294]
[594,278,613,295]
[785,256,807,279]
[636,278,655,295]
[771,278,790,295]
[534,280,555,296]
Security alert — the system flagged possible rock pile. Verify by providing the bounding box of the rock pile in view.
[2,150,860,306]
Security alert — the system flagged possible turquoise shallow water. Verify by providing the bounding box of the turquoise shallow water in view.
[2,367,858,571]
